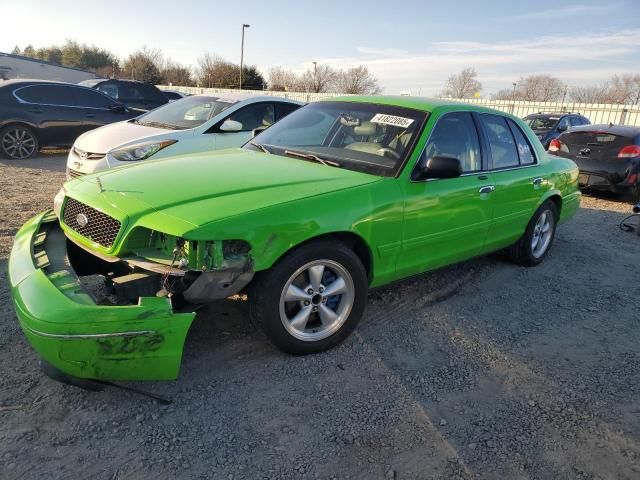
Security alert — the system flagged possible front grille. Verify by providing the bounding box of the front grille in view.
[62,197,121,248]
[67,168,84,179]
[73,147,105,161]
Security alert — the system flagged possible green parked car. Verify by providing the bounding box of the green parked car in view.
[9,97,580,383]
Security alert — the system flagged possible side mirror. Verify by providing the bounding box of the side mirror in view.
[252,125,269,138]
[413,156,463,181]
[219,119,243,132]
[108,104,126,113]
[557,124,568,132]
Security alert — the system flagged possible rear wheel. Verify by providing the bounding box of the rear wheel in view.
[507,201,558,266]
[0,124,39,159]
[249,240,368,355]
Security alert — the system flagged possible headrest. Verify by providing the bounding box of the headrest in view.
[353,121,377,136]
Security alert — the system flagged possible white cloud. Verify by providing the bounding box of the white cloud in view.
[512,4,616,20]
[279,29,640,95]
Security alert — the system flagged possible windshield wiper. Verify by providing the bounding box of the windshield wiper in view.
[137,121,183,130]
[284,149,340,167]
[251,142,270,154]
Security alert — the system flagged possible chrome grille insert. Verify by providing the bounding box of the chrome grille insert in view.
[62,198,121,248]
[73,147,105,161]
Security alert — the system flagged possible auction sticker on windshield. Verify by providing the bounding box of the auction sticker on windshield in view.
[370,113,414,128]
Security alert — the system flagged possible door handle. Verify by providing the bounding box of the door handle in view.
[532,177,544,186]
[86,114,96,118]
[28,109,43,114]
[479,185,495,194]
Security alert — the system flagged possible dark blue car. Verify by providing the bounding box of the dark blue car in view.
[524,112,591,149]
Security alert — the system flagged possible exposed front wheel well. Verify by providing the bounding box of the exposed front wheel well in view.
[283,232,373,283]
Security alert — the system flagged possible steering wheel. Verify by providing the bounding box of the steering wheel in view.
[376,147,401,160]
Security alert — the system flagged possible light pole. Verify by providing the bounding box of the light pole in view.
[511,82,517,114]
[239,24,250,90]
[312,61,318,92]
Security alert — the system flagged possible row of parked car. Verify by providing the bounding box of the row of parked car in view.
[1,77,639,203]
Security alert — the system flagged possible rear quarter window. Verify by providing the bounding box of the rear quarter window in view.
[507,119,536,165]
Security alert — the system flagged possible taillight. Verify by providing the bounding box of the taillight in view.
[548,138,562,153]
[618,145,640,158]
[628,172,638,184]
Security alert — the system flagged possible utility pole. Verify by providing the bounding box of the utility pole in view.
[312,61,318,92]
[239,24,250,90]
[511,82,517,114]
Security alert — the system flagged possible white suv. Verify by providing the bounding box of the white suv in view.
[66,93,303,179]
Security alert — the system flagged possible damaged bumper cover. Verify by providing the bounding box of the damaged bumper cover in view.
[8,211,196,381]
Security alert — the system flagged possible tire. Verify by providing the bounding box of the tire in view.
[0,124,39,159]
[248,239,368,355]
[631,185,640,205]
[507,200,558,266]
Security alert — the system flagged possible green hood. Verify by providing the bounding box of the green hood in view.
[66,149,380,231]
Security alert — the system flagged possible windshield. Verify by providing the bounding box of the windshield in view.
[245,101,427,176]
[524,116,559,130]
[136,96,236,129]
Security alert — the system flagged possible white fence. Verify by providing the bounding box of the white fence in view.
[158,85,640,127]
[158,85,343,103]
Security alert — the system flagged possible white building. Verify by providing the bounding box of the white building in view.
[0,52,102,83]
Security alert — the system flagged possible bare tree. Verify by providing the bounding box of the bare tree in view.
[568,84,611,103]
[332,66,381,94]
[161,60,193,86]
[517,75,564,101]
[196,53,264,89]
[267,67,301,91]
[300,64,336,93]
[606,74,640,105]
[440,67,482,99]
[123,46,163,84]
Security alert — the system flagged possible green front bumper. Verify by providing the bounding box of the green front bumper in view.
[8,211,196,381]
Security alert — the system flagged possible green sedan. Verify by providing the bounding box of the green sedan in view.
[8,96,580,382]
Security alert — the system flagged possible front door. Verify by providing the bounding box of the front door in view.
[213,102,275,150]
[398,112,495,277]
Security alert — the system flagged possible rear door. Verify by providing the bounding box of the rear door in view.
[70,86,127,135]
[478,114,547,251]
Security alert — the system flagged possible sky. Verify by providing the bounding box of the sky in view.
[2,0,640,95]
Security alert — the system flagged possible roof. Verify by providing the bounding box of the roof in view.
[0,51,100,76]
[188,92,304,104]
[324,95,510,115]
[0,78,75,87]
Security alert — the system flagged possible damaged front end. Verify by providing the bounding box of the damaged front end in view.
[8,210,253,382]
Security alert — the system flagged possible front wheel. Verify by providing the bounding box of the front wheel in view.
[507,201,558,266]
[0,125,39,159]
[248,240,368,355]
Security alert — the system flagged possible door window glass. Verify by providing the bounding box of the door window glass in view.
[507,119,536,165]
[275,102,301,120]
[97,83,119,99]
[72,87,115,108]
[557,117,570,130]
[16,85,75,105]
[226,103,275,132]
[420,112,482,173]
[480,114,519,169]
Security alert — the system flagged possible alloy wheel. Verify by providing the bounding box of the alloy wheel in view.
[531,209,554,259]
[279,259,355,342]
[2,128,37,159]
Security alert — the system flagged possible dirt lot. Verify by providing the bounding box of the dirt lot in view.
[1,154,639,480]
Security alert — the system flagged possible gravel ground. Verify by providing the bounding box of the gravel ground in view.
[1,154,639,480]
